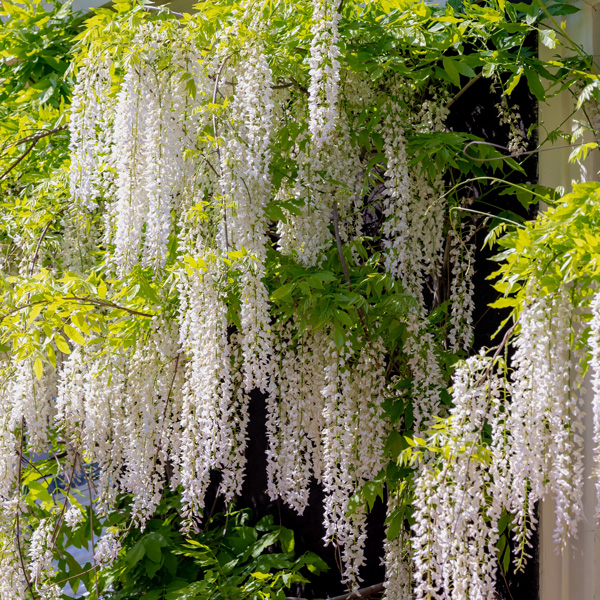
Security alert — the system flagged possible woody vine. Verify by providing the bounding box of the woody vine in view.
[0,0,599,598]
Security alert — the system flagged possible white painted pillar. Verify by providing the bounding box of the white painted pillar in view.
[539,2,600,599]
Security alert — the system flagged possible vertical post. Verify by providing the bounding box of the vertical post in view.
[539,2,600,598]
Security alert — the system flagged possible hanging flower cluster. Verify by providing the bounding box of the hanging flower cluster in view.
[69,55,112,212]
[320,340,387,584]
[267,321,327,512]
[507,287,585,550]
[407,283,589,598]
[106,26,203,275]
[448,222,476,353]
[411,356,505,600]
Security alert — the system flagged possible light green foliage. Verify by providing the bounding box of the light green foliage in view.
[492,180,600,320]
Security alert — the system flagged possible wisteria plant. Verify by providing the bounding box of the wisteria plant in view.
[0,0,599,598]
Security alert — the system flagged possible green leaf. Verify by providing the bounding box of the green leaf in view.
[126,541,145,567]
[34,356,43,380]
[505,70,522,96]
[442,58,461,86]
[525,69,545,101]
[302,552,329,575]
[144,538,163,563]
[46,343,56,368]
[250,571,271,580]
[279,528,295,554]
[271,283,295,301]
[145,558,162,577]
[540,29,557,49]
[28,303,44,325]
[27,480,53,505]
[54,334,71,354]
[64,324,85,345]
[488,297,518,309]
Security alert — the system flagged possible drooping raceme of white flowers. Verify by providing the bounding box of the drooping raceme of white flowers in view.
[590,291,600,518]
[381,91,448,430]
[448,223,476,353]
[411,356,504,600]
[176,256,250,523]
[507,287,585,550]
[223,43,275,393]
[10,360,56,452]
[69,55,112,212]
[28,518,61,599]
[108,26,204,275]
[0,533,27,600]
[321,340,387,587]
[267,321,327,512]
[94,528,122,567]
[408,287,588,599]
[278,0,362,268]
[308,0,341,150]
[383,494,413,600]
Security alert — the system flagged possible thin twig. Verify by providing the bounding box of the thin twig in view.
[447,73,483,109]
[19,454,47,480]
[82,466,99,598]
[332,202,370,342]
[463,139,590,163]
[286,581,385,600]
[330,582,385,600]
[29,211,64,277]
[53,564,98,586]
[0,139,38,182]
[16,417,37,600]
[0,126,68,181]
[290,77,309,95]
[62,296,154,318]
[0,296,154,324]
[212,54,232,252]
[143,4,184,17]
[3,127,67,153]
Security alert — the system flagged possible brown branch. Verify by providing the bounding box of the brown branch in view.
[212,54,232,251]
[272,81,295,89]
[0,300,47,323]
[53,564,97,586]
[29,210,64,277]
[0,296,154,324]
[286,582,385,600]
[332,202,371,343]
[447,73,483,110]
[16,417,37,600]
[330,583,385,600]
[1,139,38,182]
[0,126,67,182]
[290,77,309,95]
[7,127,67,151]
[62,296,154,318]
